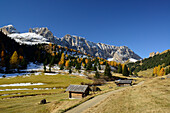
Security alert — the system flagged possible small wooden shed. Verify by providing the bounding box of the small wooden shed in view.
[115,80,133,86]
[66,85,90,98]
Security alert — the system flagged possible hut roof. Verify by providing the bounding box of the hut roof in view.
[66,85,89,93]
[117,80,132,84]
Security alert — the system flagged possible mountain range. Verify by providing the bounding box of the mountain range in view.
[0,25,141,63]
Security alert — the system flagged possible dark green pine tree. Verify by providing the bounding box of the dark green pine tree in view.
[20,58,27,69]
[69,68,72,74]
[122,65,129,76]
[43,59,47,72]
[95,70,100,78]
[68,60,72,68]
[117,64,122,73]
[92,64,97,71]
[129,69,132,75]
[60,64,64,70]
[49,64,51,72]
[98,63,101,70]
[104,63,112,78]
[50,56,55,65]
[75,62,81,70]
[43,64,46,72]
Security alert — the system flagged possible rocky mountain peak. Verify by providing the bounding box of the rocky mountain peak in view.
[0,25,142,63]
[29,27,54,40]
[149,52,160,57]
[0,25,19,35]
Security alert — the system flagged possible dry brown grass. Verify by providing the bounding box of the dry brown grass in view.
[84,76,170,113]
[137,68,154,77]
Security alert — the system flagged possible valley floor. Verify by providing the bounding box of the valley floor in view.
[1,70,169,113]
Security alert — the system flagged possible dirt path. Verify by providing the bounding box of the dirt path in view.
[65,81,144,113]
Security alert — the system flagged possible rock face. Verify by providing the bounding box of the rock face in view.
[51,34,141,63]
[29,27,54,41]
[149,52,156,57]
[0,25,19,35]
[149,52,160,57]
[1,25,142,63]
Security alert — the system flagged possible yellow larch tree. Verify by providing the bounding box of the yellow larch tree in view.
[85,58,89,64]
[1,51,5,66]
[153,67,157,75]
[1,51,4,58]
[56,52,58,55]
[49,43,52,47]
[99,61,104,65]
[65,60,70,69]
[159,68,165,76]
[113,61,117,67]
[10,51,19,68]
[77,58,82,63]
[157,65,161,76]
[58,53,65,66]
[52,53,55,56]
[122,64,125,73]
[82,62,85,67]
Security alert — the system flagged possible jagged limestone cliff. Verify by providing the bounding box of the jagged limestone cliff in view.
[1,25,141,63]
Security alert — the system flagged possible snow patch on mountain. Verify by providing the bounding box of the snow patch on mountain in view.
[107,58,114,61]
[8,33,50,45]
[128,58,138,63]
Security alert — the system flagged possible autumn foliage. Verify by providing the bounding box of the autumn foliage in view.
[153,65,165,76]
[10,51,19,68]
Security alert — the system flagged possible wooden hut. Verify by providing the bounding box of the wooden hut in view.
[115,80,133,86]
[66,85,90,98]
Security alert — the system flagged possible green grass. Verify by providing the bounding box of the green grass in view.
[0,73,92,98]
[0,72,125,113]
[0,93,67,113]
[0,73,93,113]
[0,73,92,87]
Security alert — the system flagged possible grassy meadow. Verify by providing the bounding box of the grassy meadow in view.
[0,72,129,113]
[0,71,147,113]
[0,73,93,113]
[137,68,154,77]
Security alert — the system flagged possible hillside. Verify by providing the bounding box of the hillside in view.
[0,25,141,63]
[127,49,170,72]
[84,76,170,113]
[0,30,120,79]
[0,31,52,72]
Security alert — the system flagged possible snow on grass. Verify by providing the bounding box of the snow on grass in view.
[44,73,58,75]
[0,62,43,78]
[0,87,58,91]
[0,62,88,78]
[0,88,30,91]
[0,73,28,78]
[25,62,43,71]
[34,72,41,75]
[0,83,44,87]
[71,72,86,76]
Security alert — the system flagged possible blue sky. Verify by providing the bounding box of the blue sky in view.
[0,0,170,58]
